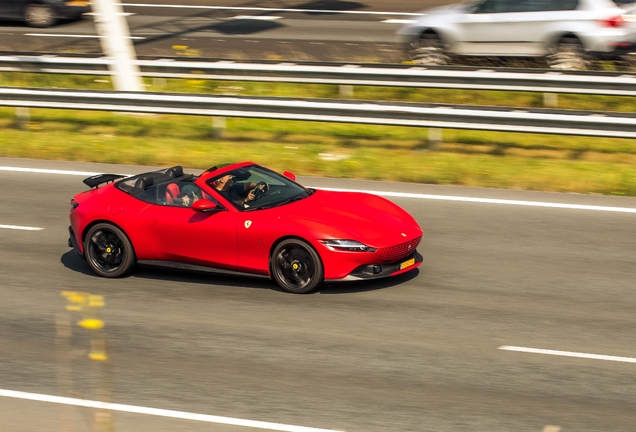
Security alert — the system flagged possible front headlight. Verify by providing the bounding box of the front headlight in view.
[320,239,377,252]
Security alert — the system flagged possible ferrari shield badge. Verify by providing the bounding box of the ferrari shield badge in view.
[245,220,252,229]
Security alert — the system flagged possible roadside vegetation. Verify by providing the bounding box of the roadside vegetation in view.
[0,72,635,196]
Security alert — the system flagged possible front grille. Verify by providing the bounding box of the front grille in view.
[376,236,422,262]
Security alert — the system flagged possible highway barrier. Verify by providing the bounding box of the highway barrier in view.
[0,87,635,139]
[1,55,636,96]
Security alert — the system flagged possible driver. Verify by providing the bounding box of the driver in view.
[213,174,267,207]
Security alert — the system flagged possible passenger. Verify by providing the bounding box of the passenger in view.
[180,184,201,207]
[213,174,267,207]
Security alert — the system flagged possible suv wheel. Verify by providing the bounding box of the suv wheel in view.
[24,3,57,28]
[407,32,449,65]
[547,37,591,70]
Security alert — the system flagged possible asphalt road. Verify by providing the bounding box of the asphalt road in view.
[1,157,636,432]
[0,0,450,62]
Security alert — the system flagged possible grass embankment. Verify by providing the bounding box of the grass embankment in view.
[1,72,636,196]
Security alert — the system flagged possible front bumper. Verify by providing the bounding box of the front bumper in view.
[328,251,423,281]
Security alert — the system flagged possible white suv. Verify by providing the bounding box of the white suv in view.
[398,0,636,69]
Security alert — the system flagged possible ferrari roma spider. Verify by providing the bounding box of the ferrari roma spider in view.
[68,162,423,293]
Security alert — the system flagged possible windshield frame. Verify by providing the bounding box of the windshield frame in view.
[205,165,312,212]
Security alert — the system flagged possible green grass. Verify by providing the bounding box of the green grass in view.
[1,73,636,196]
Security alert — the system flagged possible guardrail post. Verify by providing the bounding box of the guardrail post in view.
[15,107,30,129]
[152,77,167,90]
[212,116,226,139]
[543,93,558,108]
[339,85,354,98]
[427,128,443,150]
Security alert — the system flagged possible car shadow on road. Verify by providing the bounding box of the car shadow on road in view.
[61,251,419,294]
[61,250,276,290]
[319,269,421,294]
[60,250,95,276]
[297,0,367,15]
[134,265,281,291]
[131,265,419,295]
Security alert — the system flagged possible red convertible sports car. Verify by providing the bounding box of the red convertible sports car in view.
[68,162,423,293]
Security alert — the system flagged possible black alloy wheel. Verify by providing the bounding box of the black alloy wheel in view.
[84,223,136,278]
[271,239,324,294]
[407,32,449,65]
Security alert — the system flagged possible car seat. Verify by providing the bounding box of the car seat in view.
[165,183,180,204]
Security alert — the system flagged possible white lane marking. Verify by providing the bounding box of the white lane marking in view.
[232,15,282,20]
[84,12,136,17]
[316,187,636,214]
[26,34,145,40]
[121,3,421,16]
[0,389,344,432]
[2,166,636,214]
[499,346,636,364]
[0,224,44,231]
[382,19,416,24]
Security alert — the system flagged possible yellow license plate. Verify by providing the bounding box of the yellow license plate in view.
[68,1,88,6]
[400,258,415,270]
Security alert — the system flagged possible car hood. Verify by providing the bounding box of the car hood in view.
[277,189,422,247]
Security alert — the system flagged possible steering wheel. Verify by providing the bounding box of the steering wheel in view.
[250,181,269,201]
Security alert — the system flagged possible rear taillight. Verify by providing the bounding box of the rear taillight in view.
[70,200,79,212]
[601,15,625,27]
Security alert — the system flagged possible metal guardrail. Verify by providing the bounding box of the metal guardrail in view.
[1,87,635,139]
[1,55,636,96]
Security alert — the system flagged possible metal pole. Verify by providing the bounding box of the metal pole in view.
[91,0,143,92]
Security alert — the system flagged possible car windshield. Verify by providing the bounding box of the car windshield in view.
[207,165,313,211]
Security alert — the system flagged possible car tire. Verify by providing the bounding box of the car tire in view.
[271,239,324,294]
[547,37,590,70]
[24,3,57,28]
[84,223,136,278]
[407,32,449,65]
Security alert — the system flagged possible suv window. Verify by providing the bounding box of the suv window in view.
[509,0,554,12]
[474,0,506,13]
[554,0,579,10]
[475,0,578,13]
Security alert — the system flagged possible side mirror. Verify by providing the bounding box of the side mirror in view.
[192,199,220,212]
[283,171,296,181]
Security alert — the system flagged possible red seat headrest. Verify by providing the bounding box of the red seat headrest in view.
[166,183,180,204]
